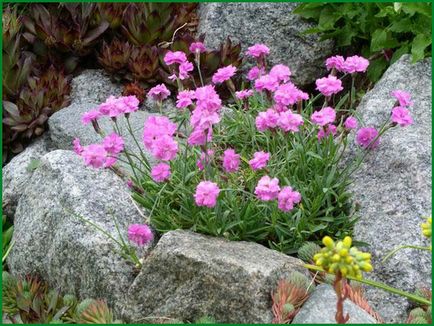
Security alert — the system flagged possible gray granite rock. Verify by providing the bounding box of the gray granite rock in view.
[2,133,54,219]
[292,284,377,323]
[122,230,308,323]
[197,2,334,86]
[349,55,432,323]
[7,150,149,314]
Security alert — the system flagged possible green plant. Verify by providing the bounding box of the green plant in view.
[2,215,14,269]
[271,271,314,323]
[297,241,321,263]
[407,306,432,324]
[2,272,121,324]
[98,38,132,78]
[294,2,432,82]
[120,3,197,46]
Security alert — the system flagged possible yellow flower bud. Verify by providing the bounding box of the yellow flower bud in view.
[339,248,348,257]
[343,236,352,248]
[323,236,334,248]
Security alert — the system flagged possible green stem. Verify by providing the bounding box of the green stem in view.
[125,116,151,171]
[382,244,432,263]
[303,264,432,306]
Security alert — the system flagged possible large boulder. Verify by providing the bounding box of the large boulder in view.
[2,133,53,219]
[349,55,432,322]
[292,284,377,324]
[7,150,149,314]
[122,230,308,323]
[197,2,334,86]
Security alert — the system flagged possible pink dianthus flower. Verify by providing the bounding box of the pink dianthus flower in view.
[73,138,83,155]
[356,127,380,149]
[147,84,171,101]
[247,66,265,81]
[269,64,291,83]
[81,144,109,169]
[274,82,305,106]
[249,151,270,171]
[176,90,196,109]
[255,175,280,201]
[325,55,345,72]
[150,135,178,161]
[235,89,254,100]
[317,124,337,141]
[222,148,240,173]
[344,116,358,130]
[128,224,153,246]
[121,95,140,113]
[212,65,237,84]
[391,106,413,127]
[164,51,187,65]
[194,181,220,208]
[277,186,301,212]
[189,42,206,53]
[81,110,102,125]
[246,44,270,58]
[279,111,304,132]
[256,108,279,131]
[151,162,171,182]
[310,107,336,126]
[254,74,279,92]
[315,75,343,97]
[143,116,177,149]
[391,90,413,107]
[103,133,124,155]
[197,149,214,171]
[343,55,369,73]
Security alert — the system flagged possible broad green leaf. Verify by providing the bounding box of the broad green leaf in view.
[411,34,432,62]
[367,57,388,82]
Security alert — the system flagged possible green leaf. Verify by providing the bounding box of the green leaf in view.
[401,2,432,17]
[293,3,325,19]
[388,18,413,33]
[26,159,41,172]
[367,57,388,82]
[390,44,410,64]
[411,34,432,62]
[318,6,342,31]
[370,29,399,52]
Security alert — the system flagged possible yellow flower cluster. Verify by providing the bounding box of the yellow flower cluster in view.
[313,236,373,280]
[421,217,432,238]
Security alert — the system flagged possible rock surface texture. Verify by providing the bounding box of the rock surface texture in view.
[197,2,334,86]
[292,284,377,324]
[122,230,308,323]
[7,150,147,314]
[350,55,432,322]
[2,133,53,219]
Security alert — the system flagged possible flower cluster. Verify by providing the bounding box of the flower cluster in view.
[164,50,195,81]
[314,236,373,279]
[255,176,301,212]
[82,95,139,124]
[326,55,369,74]
[74,133,124,168]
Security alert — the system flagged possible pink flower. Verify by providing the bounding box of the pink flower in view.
[317,124,337,141]
[249,151,270,170]
[194,85,222,112]
[143,116,177,149]
[279,111,304,132]
[344,116,358,130]
[277,186,301,212]
[256,108,279,131]
[254,74,279,92]
[176,90,195,109]
[121,95,140,113]
[188,127,212,146]
[164,51,187,65]
[254,175,280,201]
[274,82,307,106]
[147,84,171,101]
[194,181,220,208]
[98,96,123,118]
[179,61,194,80]
[356,127,380,149]
[150,135,178,161]
[222,148,240,173]
[81,144,108,168]
[190,108,221,130]
[212,65,237,84]
[235,89,254,100]
[315,75,343,97]
[269,64,291,83]
[73,138,83,155]
[246,44,270,58]
[311,107,336,126]
[247,66,265,81]
[151,162,171,182]
[197,149,214,170]
[325,55,345,71]
[391,106,413,127]
[103,133,124,155]
[81,110,102,125]
[343,55,369,73]
[189,42,206,53]
[391,90,413,107]
[128,224,153,246]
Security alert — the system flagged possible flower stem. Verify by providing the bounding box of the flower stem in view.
[382,244,432,263]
